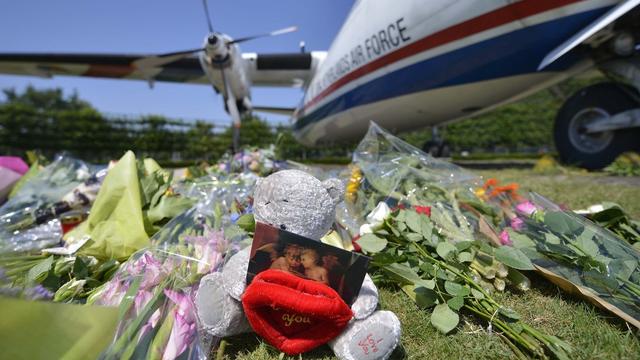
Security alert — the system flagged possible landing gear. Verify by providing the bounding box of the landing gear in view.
[554,82,640,169]
[422,127,451,157]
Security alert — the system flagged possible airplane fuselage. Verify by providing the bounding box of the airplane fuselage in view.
[292,0,620,145]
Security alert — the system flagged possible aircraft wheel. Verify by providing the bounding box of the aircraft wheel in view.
[554,82,639,170]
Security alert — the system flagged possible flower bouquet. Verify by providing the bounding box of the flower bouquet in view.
[0,151,194,304]
[0,154,98,253]
[343,123,572,358]
[89,180,254,360]
[500,193,640,329]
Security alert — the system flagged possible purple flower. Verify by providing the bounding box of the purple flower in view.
[162,312,196,360]
[97,278,128,306]
[184,227,226,274]
[515,201,538,217]
[162,289,197,360]
[135,290,163,340]
[25,285,54,300]
[499,230,513,246]
[125,252,165,289]
[510,217,524,231]
[230,213,240,223]
[164,289,195,323]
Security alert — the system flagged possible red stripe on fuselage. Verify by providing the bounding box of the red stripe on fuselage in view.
[302,0,582,114]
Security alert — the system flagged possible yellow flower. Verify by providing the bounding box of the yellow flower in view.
[346,166,363,202]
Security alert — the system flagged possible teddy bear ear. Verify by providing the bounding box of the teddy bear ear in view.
[322,178,345,206]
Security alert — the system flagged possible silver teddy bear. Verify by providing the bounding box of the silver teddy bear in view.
[195,169,401,360]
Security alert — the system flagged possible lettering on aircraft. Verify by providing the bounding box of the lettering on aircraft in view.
[310,17,411,100]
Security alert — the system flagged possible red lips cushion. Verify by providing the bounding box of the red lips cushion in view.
[242,269,353,355]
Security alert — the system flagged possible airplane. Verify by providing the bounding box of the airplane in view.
[0,0,639,169]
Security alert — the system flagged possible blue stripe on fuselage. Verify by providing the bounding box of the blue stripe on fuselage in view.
[293,7,610,131]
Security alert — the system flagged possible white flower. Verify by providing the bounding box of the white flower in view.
[359,202,392,235]
[359,224,374,235]
[366,202,391,225]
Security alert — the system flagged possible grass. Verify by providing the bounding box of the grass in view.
[214,169,640,360]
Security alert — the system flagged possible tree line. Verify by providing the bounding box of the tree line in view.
[0,77,603,164]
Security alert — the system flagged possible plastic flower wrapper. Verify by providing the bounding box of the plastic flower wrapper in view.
[64,151,194,261]
[174,171,259,209]
[0,154,95,218]
[0,152,193,305]
[88,187,253,360]
[502,192,640,329]
[343,122,505,247]
[341,124,576,358]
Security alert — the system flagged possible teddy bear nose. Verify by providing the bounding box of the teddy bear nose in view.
[280,224,287,230]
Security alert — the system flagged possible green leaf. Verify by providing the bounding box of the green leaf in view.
[508,230,536,249]
[544,211,583,235]
[357,234,388,253]
[383,263,423,286]
[27,256,54,284]
[495,246,534,270]
[73,257,89,279]
[457,252,473,263]
[402,285,438,309]
[420,217,433,240]
[445,281,470,297]
[146,195,194,225]
[405,232,423,242]
[609,259,637,283]
[545,232,561,244]
[471,288,485,300]
[447,296,465,311]
[455,241,473,252]
[421,279,436,290]
[236,213,255,233]
[436,242,457,260]
[431,303,459,334]
[405,210,422,234]
[575,228,599,257]
[372,252,401,266]
[498,306,521,321]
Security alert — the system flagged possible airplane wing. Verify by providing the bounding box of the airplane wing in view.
[0,51,326,88]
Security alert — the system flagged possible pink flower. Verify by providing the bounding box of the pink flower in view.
[515,201,537,217]
[139,308,162,341]
[97,278,128,306]
[499,230,513,246]
[162,289,197,360]
[124,252,165,289]
[162,312,197,360]
[134,290,153,316]
[185,227,226,274]
[164,289,195,323]
[510,217,524,231]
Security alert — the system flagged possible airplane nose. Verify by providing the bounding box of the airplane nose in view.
[207,34,218,45]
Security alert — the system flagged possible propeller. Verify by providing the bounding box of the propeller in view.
[139,0,298,151]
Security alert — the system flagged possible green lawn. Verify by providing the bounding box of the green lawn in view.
[217,169,640,360]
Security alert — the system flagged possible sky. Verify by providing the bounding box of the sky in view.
[0,0,354,126]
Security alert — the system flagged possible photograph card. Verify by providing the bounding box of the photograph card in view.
[246,222,370,305]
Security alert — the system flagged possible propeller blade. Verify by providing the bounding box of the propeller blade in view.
[219,67,242,151]
[228,25,298,44]
[202,0,214,33]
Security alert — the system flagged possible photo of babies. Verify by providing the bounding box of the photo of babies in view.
[246,222,370,305]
